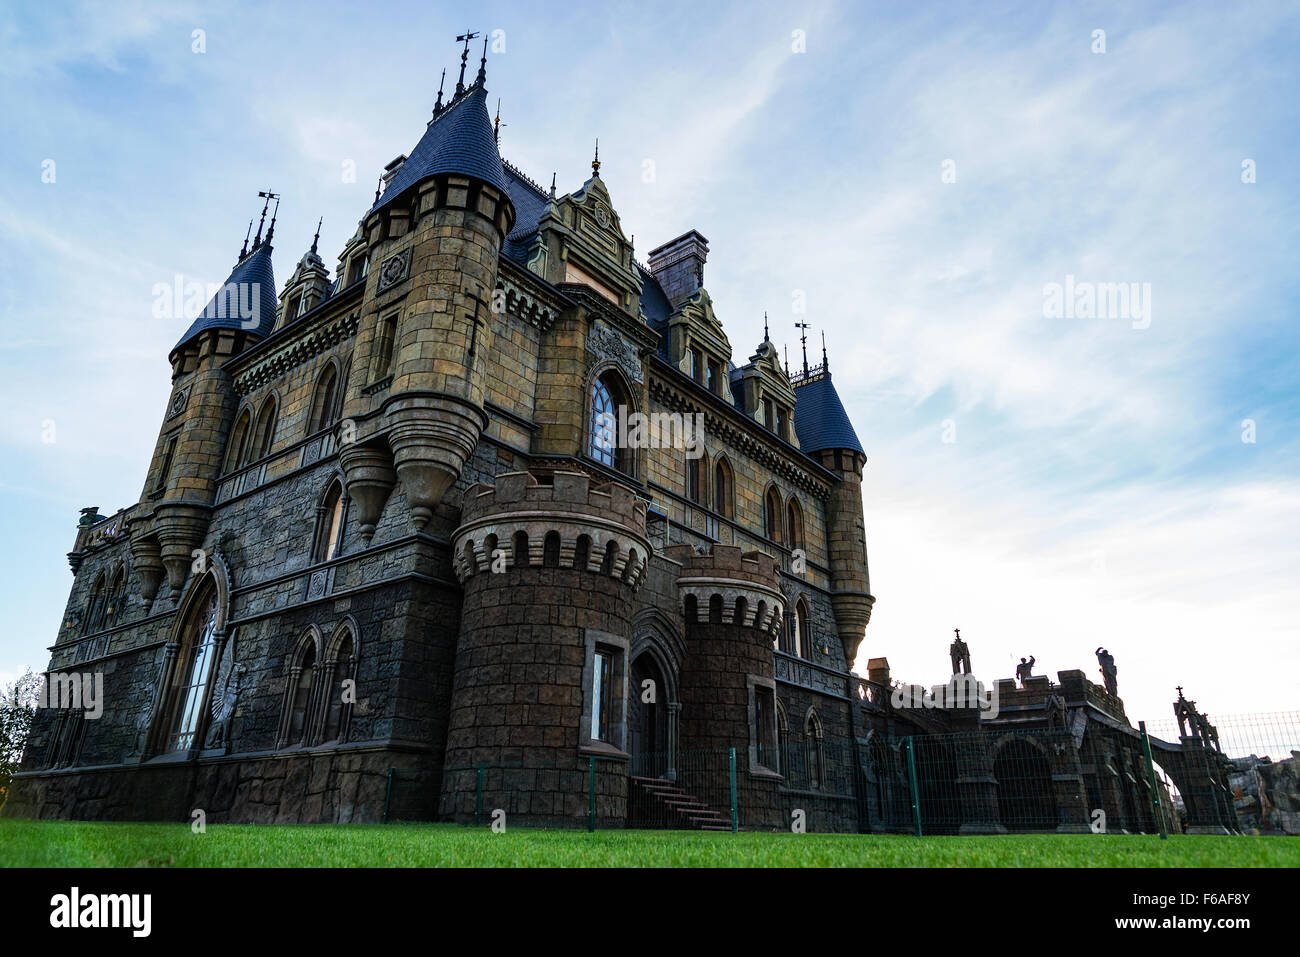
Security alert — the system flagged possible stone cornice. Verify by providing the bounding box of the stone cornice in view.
[232,310,361,397]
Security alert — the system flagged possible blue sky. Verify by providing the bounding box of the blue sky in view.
[1,0,1297,728]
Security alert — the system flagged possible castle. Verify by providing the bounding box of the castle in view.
[7,41,1242,835]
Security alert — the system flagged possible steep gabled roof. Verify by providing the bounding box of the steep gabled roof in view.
[171,242,278,354]
[792,372,864,454]
[372,85,509,213]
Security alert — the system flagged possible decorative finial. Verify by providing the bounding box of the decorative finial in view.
[253,190,278,249]
[954,628,961,639]
[476,34,488,86]
[549,171,557,200]
[821,330,828,371]
[374,175,383,204]
[763,311,770,342]
[435,68,446,112]
[455,30,479,96]
[796,321,810,375]
[592,138,600,176]
[311,217,322,256]
[239,218,253,260]
[1176,685,1184,699]
[784,344,790,377]
[265,195,280,245]
[494,98,503,143]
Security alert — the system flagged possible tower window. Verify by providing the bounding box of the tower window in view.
[154,435,178,495]
[707,361,720,394]
[591,650,612,742]
[168,591,219,753]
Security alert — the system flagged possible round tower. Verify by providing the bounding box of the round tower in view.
[130,233,279,605]
[341,83,515,535]
[441,470,651,827]
[668,543,786,828]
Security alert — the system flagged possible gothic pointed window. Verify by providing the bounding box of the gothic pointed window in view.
[225,408,252,473]
[589,372,632,474]
[805,711,824,790]
[686,455,704,504]
[713,456,734,518]
[308,363,339,435]
[105,566,126,628]
[786,498,805,550]
[315,481,346,563]
[168,590,219,753]
[323,630,355,744]
[794,598,809,659]
[286,642,317,747]
[250,396,278,461]
[83,573,107,635]
[764,487,783,543]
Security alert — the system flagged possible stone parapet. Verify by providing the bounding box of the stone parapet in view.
[666,543,785,635]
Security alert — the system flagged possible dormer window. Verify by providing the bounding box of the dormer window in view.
[762,397,774,430]
[707,361,719,394]
[690,348,704,383]
[286,293,301,322]
[346,254,369,287]
[776,405,789,440]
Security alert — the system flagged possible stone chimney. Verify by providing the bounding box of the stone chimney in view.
[647,230,709,304]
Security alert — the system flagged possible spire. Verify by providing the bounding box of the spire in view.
[264,194,280,245]
[549,172,556,200]
[311,217,322,256]
[434,68,446,112]
[763,311,770,342]
[592,138,600,177]
[476,34,488,86]
[821,330,829,371]
[784,344,790,377]
[796,320,810,375]
[238,219,253,261]
[455,30,479,96]
[252,190,274,249]
[374,175,382,204]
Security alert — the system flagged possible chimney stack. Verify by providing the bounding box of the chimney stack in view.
[647,230,709,304]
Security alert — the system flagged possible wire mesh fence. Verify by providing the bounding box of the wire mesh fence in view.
[379,712,1299,836]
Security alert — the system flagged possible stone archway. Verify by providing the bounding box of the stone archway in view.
[628,651,670,777]
[993,736,1058,831]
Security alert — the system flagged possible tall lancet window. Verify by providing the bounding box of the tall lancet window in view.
[169,592,219,752]
[589,377,617,468]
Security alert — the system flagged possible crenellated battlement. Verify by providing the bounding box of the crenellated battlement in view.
[666,543,786,634]
[452,471,651,588]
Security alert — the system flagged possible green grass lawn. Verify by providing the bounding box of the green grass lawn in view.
[2,819,1296,867]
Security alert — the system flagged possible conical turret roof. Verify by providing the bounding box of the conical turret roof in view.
[372,84,510,212]
[171,242,278,354]
[792,372,864,454]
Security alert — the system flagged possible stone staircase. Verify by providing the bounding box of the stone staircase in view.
[628,775,731,830]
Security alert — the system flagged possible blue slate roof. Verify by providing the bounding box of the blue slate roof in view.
[792,372,864,454]
[372,85,510,214]
[171,243,278,353]
[502,163,550,264]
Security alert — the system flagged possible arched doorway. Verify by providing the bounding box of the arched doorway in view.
[994,737,1057,831]
[628,652,669,777]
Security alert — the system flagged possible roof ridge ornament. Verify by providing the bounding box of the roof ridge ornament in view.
[238,218,253,262]
[252,190,279,250]
[796,320,810,375]
[310,217,322,256]
[434,68,446,113]
[476,34,488,87]
[592,138,600,177]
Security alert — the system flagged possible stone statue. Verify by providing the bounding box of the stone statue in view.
[949,628,971,675]
[1095,646,1118,696]
[1015,656,1036,687]
[205,651,248,750]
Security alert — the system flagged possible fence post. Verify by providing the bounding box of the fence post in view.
[905,737,922,837]
[729,747,738,833]
[1139,722,1168,841]
[474,763,484,827]
[383,768,394,825]
[588,756,596,832]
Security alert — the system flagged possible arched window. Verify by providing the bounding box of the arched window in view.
[712,456,734,518]
[686,455,705,504]
[794,598,810,659]
[104,566,126,628]
[83,573,107,635]
[323,628,356,744]
[250,396,278,461]
[307,363,339,435]
[589,371,635,474]
[224,408,252,473]
[805,711,824,790]
[764,487,783,543]
[168,588,220,753]
[314,481,346,563]
[786,498,804,551]
[286,640,317,747]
